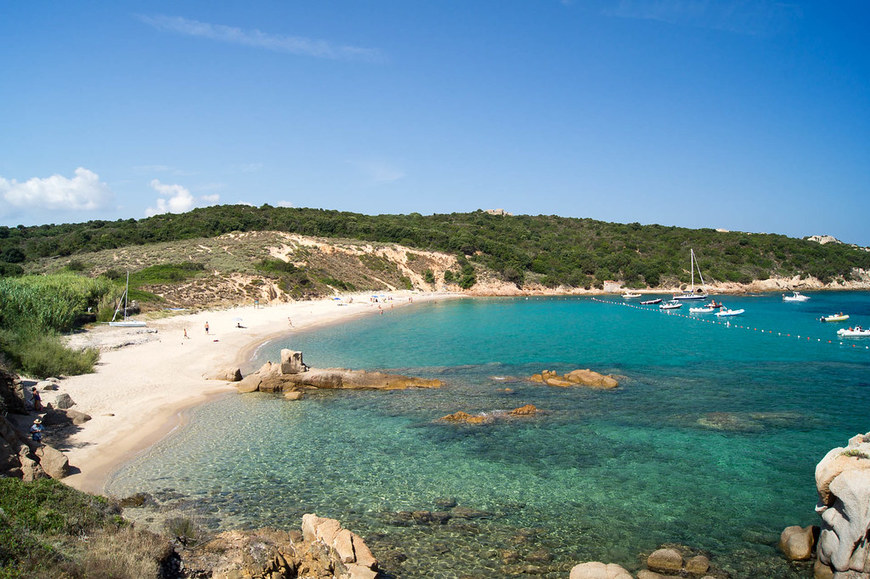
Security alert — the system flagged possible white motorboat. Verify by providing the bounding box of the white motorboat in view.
[672,249,709,300]
[837,326,870,337]
[640,298,662,305]
[715,308,745,317]
[659,301,683,310]
[783,291,810,302]
[622,292,642,299]
[689,306,716,314]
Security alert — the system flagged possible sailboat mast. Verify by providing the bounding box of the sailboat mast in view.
[124,271,130,321]
[690,249,695,291]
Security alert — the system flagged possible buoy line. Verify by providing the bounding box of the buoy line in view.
[590,298,870,352]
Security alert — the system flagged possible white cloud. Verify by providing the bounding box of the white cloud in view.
[0,167,113,211]
[145,179,220,216]
[139,15,383,62]
[277,200,294,208]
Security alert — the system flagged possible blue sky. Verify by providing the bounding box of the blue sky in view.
[1,1,868,245]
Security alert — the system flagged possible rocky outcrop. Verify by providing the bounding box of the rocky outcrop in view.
[815,432,870,577]
[530,369,618,389]
[181,514,380,579]
[235,349,442,394]
[0,368,73,481]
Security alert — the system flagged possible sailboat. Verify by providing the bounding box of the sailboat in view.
[108,271,147,327]
[672,249,709,301]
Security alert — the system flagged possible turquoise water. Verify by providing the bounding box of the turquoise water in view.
[108,293,870,578]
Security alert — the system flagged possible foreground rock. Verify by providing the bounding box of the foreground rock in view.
[814,432,870,577]
[233,349,442,393]
[181,513,380,579]
[530,368,618,389]
[569,561,632,578]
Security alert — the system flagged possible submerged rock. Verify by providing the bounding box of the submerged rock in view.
[440,405,539,424]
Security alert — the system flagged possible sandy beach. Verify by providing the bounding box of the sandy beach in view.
[51,290,455,495]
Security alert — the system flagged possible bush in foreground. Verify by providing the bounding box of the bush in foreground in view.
[0,478,172,579]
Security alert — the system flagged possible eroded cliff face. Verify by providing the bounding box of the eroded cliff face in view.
[815,432,870,577]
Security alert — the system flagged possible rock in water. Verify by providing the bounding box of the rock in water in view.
[815,432,870,575]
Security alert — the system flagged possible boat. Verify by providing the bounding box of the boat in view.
[837,326,870,337]
[672,249,709,300]
[108,272,147,328]
[715,308,745,317]
[783,291,810,302]
[689,306,716,314]
[622,292,642,299]
[820,313,850,323]
[640,298,662,305]
[659,301,683,310]
[704,300,723,309]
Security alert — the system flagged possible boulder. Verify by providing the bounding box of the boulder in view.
[35,444,70,479]
[779,525,816,560]
[509,404,537,416]
[54,393,75,409]
[815,432,870,574]
[569,561,633,579]
[565,369,619,389]
[300,513,379,576]
[685,554,711,574]
[280,349,308,375]
[204,368,243,382]
[529,368,619,389]
[283,391,303,401]
[817,468,870,572]
[647,548,683,573]
[65,409,91,425]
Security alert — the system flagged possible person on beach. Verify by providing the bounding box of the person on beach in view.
[30,419,43,443]
[205,321,209,334]
[31,387,42,411]
[184,328,188,339]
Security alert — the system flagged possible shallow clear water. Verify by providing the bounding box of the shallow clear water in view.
[109,293,870,577]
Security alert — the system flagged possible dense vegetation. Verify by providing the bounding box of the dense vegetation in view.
[0,478,171,578]
[2,206,868,289]
[0,274,111,377]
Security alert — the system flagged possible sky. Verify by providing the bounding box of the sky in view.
[1,1,869,245]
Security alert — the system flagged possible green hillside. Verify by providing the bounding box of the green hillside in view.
[2,206,868,289]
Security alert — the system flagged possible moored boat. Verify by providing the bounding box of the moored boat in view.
[640,298,662,305]
[715,308,745,317]
[689,306,715,314]
[659,301,682,310]
[783,291,810,302]
[821,313,850,323]
[672,249,709,300]
[837,326,870,337]
[622,292,642,299]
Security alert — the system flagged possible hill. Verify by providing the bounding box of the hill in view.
[2,206,870,307]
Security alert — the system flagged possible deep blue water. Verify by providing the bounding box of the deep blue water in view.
[108,292,870,578]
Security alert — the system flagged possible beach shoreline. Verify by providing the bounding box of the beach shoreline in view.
[56,290,458,495]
